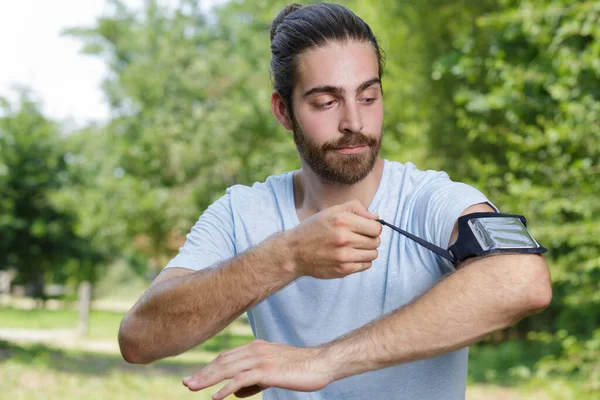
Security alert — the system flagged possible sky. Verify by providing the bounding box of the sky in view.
[0,0,224,128]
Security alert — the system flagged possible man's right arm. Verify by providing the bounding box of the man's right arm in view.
[118,200,381,364]
[118,231,297,364]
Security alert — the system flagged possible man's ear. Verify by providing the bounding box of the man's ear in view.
[271,91,293,131]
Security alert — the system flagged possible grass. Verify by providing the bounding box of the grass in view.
[2,259,593,399]
[1,339,567,400]
[468,341,595,399]
[0,307,123,340]
[0,307,552,382]
[1,306,593,399]
[0,340,261,400]
[0,304,261,399]
[0,307,254,354]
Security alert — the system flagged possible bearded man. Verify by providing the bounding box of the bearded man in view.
[118,3,552,399]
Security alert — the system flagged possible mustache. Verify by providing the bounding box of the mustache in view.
[322,133,378,151]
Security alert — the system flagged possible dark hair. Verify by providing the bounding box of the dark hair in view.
[270,3,385,115]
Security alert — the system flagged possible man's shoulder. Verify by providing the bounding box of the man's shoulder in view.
[381,159,488,211]
[223,170,293,214]
[385,159,450,179]
[383,159,455,194]
[226,170,292,197]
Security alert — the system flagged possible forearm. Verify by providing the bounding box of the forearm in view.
[321,254,552,380]
[119,232,296,363]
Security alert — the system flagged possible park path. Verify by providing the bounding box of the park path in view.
[0,327,121,354]
[0,327,551,400]
[0,294,135,313]
[0,323,252,362]
[0,296,548,400]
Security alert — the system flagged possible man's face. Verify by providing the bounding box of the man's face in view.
[290,40,384,185]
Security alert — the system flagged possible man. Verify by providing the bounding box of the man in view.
[118,3,552,399]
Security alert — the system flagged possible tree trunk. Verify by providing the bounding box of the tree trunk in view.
[77,281,92,337]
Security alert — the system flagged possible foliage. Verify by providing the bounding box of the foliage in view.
[531,329,600,393]
[428,0,600,392]
[1,0,597,391]
[64,0,302,272]
[0,93,101,293]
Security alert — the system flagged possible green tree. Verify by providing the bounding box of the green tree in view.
[61,0,597,390]
[431,0,599,391]
[0,93,97,296]
[66,0,301,272]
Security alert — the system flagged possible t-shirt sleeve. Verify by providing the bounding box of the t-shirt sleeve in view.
[163,192,236,271]
[412,173,498,272]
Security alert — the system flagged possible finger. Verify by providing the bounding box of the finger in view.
[341,199,378,220]
[346,232,381,250]
[344,213,383,238]
[183,351,240,386]
[212,370,263,400]
[338,261,373,275]
[349,249,379,262]
[332,246,378,266]
[185,355,260,392]
[184,339,268,385]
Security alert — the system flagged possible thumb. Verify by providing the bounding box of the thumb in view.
[344,199,379,220]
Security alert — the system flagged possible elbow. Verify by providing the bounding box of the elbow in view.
[528,276,552,313]
[514,256,553,318]
[118,313,206,364]
[118,316,155,365]
[119,340,152,365]
[527,282,552,315]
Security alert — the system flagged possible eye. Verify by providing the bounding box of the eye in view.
[360,97,378,105]
[313,100,336,110]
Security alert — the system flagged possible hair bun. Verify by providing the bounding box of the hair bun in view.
[270,3,303,41]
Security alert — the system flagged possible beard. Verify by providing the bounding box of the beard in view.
[292,119,382,185]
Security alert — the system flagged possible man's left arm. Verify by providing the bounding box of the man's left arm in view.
[183,203,552,399]
[320,205,552,381]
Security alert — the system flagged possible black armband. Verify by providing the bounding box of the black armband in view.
[378,212,547,266]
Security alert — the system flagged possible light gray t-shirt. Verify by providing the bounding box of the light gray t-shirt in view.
[165,159,494,400]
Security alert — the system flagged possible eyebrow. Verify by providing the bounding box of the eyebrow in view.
[302,78,381,98]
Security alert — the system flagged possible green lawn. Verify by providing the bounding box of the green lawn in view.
[1,340,568,400]
[0,307,254,353]
[0,306,592,399]
[0,307,122,340]
[0,305,258,399]
[0,340,261,400]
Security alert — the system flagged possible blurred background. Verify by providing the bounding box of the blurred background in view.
[0,0,598,399]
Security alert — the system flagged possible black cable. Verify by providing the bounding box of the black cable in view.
[377,219,454,263]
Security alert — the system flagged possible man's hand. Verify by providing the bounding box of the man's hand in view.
[284,199,382,279]
[182,340,332,399]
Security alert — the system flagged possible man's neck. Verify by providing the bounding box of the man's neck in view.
[293,158,385,222]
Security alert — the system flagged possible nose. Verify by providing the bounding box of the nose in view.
[338,102,363,134]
